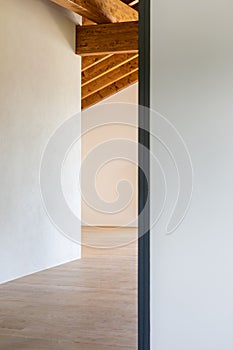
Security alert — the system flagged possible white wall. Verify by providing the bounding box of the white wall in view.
[151,0,233,349]
[0,0,81,284]
[82,84,138,227]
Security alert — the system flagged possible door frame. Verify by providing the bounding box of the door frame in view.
[138,0,150,349]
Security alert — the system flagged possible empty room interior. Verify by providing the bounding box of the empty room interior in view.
[0,0,139,349]
[2,0,233,349]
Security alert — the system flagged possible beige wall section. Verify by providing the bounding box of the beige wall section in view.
[0,0,82,284]
[82,83,138,227]
[150,0,233,349]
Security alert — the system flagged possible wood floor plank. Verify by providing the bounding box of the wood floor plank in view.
[0,227,138,350]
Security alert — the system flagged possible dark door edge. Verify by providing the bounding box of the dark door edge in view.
[138,0,150,349]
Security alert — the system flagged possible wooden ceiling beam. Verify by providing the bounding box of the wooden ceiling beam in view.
[50,0,138,24]
[76,21,138,56]
[82,56,138,99]
[82,53,138,85]
[129,0,139,7]
[82,70,138,109]
[82,55,113,71]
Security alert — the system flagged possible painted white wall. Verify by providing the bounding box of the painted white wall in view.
[0,0,82,284]
[82,84,138,227]
[150,1,233,349]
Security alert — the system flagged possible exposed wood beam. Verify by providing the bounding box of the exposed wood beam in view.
[82,17,96,26]
[82,70,138,109]
[82,55,113,71]
[81,18,112,74]
[76,21,138,56]
[129,0,139,7]
[50,0,138,24]
[82,56,138,99]
[82,53,138,85]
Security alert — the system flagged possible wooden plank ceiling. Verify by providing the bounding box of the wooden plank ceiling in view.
[81,0,138,109]
[50,0,139,109]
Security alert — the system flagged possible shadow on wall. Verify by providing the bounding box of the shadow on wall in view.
[41,0,81,50]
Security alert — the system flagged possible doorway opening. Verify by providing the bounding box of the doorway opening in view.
[0,0,150,349]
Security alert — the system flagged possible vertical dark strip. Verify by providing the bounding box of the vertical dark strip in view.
[138,0,150,349]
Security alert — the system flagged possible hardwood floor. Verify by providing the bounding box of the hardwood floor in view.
[0,227,138,350]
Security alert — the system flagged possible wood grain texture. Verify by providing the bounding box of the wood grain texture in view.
[82,53,138,85]
[79,2,138,106]
[82,70,138,109]
[82,56,138,98]
[82,226,138,255]
[51,0,139,107]
[0,227,138,350]
[82,55,112,71]
[50,0,138,24]
[77,22,138,56]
